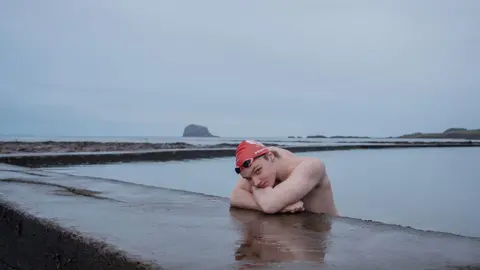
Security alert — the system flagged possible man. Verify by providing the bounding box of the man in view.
[229,140,340,216]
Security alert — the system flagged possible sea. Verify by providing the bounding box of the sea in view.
[3,135,479,238]
[0,134,475,146]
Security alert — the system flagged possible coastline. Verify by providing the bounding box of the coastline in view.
[1,139,479,155]
[1,140,479,168]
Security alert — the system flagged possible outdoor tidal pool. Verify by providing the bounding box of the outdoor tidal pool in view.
[46,147,480,238]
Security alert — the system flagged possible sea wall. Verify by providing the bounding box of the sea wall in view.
[1,141,479,168]
[0,199,161,270]
[2,164,480,269]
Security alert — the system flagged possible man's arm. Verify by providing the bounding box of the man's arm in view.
[251,158,326,214]
[229,177,263,211]
[229,177,305,214]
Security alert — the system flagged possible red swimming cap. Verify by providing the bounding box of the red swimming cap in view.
[235,140,270,169]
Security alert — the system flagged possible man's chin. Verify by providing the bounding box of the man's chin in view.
[265,182,276,188]
[256,180,275,189]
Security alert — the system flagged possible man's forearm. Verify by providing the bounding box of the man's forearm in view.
[252,187,282,213]
[229,189,263,211]
[252,159,325,213]
[252,187,305,214]
[230,188,302,214]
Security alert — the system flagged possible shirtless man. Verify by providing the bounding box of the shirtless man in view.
[229,140,340,216]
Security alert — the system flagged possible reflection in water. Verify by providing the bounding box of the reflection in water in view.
[229,208,332,268]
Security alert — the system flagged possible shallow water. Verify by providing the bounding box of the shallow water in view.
[46,147,480,238]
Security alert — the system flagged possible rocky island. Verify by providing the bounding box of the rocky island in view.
[182,124,218,137]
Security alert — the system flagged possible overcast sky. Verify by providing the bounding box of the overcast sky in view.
[1,0,478,138]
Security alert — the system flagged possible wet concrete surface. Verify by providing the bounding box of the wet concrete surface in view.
[1,164,480,270]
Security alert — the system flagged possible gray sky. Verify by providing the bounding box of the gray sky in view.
[1,0,479,138]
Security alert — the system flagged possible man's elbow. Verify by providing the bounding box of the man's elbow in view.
[229,191,240,207]
[312,158,326,174]
[229,189,250,209]
[310,158,327,184]
[261,205,280,214]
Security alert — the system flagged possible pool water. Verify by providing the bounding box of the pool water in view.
[46,147,480,238]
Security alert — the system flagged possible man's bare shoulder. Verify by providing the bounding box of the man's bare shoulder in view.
[267,146,296,158]
[282,153,328,188]
[268,146,323,164]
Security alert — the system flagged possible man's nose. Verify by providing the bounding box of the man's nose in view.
[252,177,262,187]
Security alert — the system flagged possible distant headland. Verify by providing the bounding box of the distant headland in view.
[395,128,480,140]
[305,135,371,139]
[182,124,218,137]
[1,126,480,156]
[304,128,480,140]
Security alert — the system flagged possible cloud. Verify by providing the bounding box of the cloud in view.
[1,0,479,137]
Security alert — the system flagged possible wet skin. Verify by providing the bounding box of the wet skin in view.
[230,147,340,216]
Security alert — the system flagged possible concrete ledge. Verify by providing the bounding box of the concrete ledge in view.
[1,165,480,270]
[1,141,479,168]
[0,200,161,270]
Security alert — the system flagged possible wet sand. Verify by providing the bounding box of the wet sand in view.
[1,140,479,168]
[1,164,480,270]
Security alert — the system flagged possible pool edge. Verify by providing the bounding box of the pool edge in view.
[0,198,163,270]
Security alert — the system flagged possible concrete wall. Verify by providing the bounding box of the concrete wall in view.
[0,200,162,270]
[1,142,478,168]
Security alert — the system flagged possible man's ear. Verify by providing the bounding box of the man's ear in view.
[267,152,275,162]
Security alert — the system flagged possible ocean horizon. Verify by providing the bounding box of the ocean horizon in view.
[0,134,475,147]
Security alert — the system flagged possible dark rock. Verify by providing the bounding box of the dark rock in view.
[182,124,217,137]
[306,135,327,138]
[329,136,371,139]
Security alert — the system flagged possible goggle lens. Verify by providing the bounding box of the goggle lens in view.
[234,158,253,174]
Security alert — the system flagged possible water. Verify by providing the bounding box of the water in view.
[45,147,480,238]
[0,134,474,146]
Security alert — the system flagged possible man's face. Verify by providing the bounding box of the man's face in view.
[240,154,276,188]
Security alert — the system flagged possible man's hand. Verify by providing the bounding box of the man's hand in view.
[280,201,305,213]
